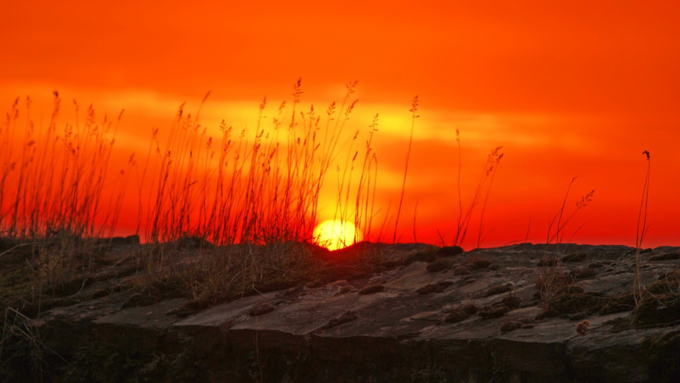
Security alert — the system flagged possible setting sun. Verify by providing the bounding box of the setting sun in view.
[313,220,363,251]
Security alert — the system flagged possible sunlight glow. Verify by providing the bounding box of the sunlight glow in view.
[313,220,362,251]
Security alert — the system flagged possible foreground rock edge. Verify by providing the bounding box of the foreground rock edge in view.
[6,242,680,382]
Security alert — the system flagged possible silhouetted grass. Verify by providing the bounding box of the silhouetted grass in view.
[536,177,595,309]
[393,96,419,243]
[0,93,128,241]
[141,80,379,247]
[0,93,132,306]
[0,80,514,317]
[0,81,397,316]
[633,150,651,306]
[441,128,504,248]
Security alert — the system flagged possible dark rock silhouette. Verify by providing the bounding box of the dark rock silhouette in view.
[14,243,680,382]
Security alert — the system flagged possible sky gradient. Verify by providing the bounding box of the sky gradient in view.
[2,0,679,247]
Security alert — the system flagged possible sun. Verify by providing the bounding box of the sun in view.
[313,220,362,251]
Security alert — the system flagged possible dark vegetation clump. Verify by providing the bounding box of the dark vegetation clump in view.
[444,303,478,323]
[468,258,492,270]
[460,303,479,315]
[537,258,559,267]
[646,271,680,295]
[548,293,602,316]
[426,258,457,272]
[499,294,522,310]
[535,309,559,320]
[417,280,454,295]
[478,305,509,319]
[628,270,680,328]
[599,293,636,315]
[438,246,464,257]
[472,293,520,320]
[403,247,440,265]
[632,296,680,328]
[534,270,571,290]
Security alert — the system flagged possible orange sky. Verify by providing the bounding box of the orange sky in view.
[2,0,680,247]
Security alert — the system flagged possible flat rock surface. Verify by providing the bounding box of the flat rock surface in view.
[27,243,680,382]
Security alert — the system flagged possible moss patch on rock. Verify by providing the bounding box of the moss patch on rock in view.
[549,293,602,315]
[646,271,680,295]
[599,293,636,315]
[426,258,457,272]
[632,295,680,328]
[483,283,512,297]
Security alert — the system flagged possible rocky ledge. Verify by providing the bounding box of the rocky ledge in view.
[5,242,680,382]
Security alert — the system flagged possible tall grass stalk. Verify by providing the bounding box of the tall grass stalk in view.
[393,96,419,244]
[633,150,651,306]
[546,177,594,246]
[451,143,503,248]
[0,93,129,241]
[537,178,594,309]
[475,150,504,248]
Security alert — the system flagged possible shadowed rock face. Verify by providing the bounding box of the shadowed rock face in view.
[19,243,680,382]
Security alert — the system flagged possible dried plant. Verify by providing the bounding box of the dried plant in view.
[0,93,129,240]
[0,93,132,306]
[393,96,419,243]
[633,150,651,307]
[546,177,594,246]
[452,141,504,248]
[537,177,594,308]
[576,319,590,336]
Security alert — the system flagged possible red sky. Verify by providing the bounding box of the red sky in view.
[2,0,679,247]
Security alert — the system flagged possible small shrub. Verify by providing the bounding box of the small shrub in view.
[426,258,456,272]
[576,320,590,336]
[438,246,464,257]
[599,293,636,315]
[548,293,601,315]
[416,280,454,295]
[469,258,492,270]
[478,305,509,319]
[632,295,680,328]
[499,294,521,310]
